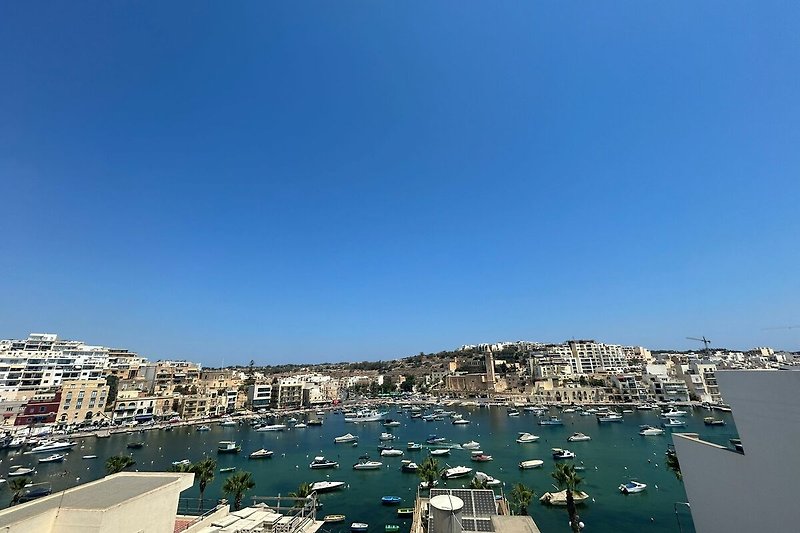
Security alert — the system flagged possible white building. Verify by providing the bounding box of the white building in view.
[677,360,721,403]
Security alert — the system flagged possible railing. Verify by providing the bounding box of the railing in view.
[249,493,318,533]
[174,499,226,532]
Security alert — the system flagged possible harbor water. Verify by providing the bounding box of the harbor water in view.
[1,406,739,532]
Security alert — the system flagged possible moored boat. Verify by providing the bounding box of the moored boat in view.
[324,514,346,523]
[217,441,241,454]
[196,425,211,432]
[462,441,480,449]
[662,418,687,428]
[310,481,346,492]
[397,508,414,517]
[38,453,65,463]
[516,432,540,443]
[407,442,422,450]
[310,456,339,469]
[249,448,274,459]
[619,480,647,494]
[429,448,450,456]
[519,459,544,469]
[8,467,35,476]
[256,424,287,432]
[381,495,402,505]
[704,417,725,426]
[597,413,623,423]
[538,416,563,426]
[29,440,77,453]
[551,448,576,460]
[351,523,369,532]
[353,458,383,470]
[381,448,403,457]
[334,433,359,443]
[126,442,145,449]
[639,425,665,436]
[220,467,236,473]
[441,465,472,479]
[401,460,418,472]
[540,490,589,506]
[567,433,591,442]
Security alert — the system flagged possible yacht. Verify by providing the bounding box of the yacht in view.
[551,448,576,459]
[29,440,77,454]
[441,465,473,479]
[353,458,383,470]
[597,413,623,423]
[256,424,287,432]
[217,441,241,454]
[344,410,386,423]
[619,480,647,494]
[379,432,397,441]
[429,448,450,456]
[567,432,592,442]
[310,456,339,469]
[473,471,501,486]
[661,408,687,418]
[639,426,665,436]
[662,418,687,427]
[516,432,540,443]
[334,433,359,443]
[462,441,481,450]
[380,448,403,457]
[38,453,65,463]
[8,466,35,477]
[310,480,346,492]
[538,416,563,426]
[249,448,274,459]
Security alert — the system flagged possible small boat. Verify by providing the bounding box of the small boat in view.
[518,459,544,469]
[661,409,687,418]
[219,467,236,473]
[597,414,623,423]
[619,480,647,494]
[171,459,192,467]
[379,432,397,441]
[407,442,422,450]
[410,413,422,419]
[462,441,480,450]
[568,433,591,442]
[397,508,414,517]
[353,459,383,470]
[383,419,401,427]
[287,417,298,424]
[639,426,665,436]
[704,417,726,426]
[8,467,36,476]
[351,523,369,532]
[294,423,307,429]
[324,514,346,523]
[126,442,145,449]
[473,471,502,486]
[470,453,493,462]
[538,417,563,426]
[425,435,446,444]
[441,465,472,479]
[662,418,687,428]
[82,455,97,459]
[401,461,419,472]
[310,456,339,469]
[256,424,287,432]
[385,525,400,533]
[452,418,470,425]
[540,490,590,506]
[308,419,324,426]
[219,419,237,427]
[637,404,655,410]
[310,480,346,492]
[507,409,520,417]
[95,430,111,438]
[249,448,274,459]
[551,448,576,460]
[196,425,211,432]
[217,441,241,454]
[316,410,326,416]
[381,448,403,457]
[335,433,359,443]
[516,432,540,443]
[418,480,439,490]
[39,453,65,463]
[429,448,450,457]
[381,495,402,505]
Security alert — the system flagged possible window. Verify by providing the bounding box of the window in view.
[39,406,46,413]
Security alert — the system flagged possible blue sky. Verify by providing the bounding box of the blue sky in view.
[1,2,799,365]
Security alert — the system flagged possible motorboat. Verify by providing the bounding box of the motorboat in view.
[249,448,274,459]
[418,480,439,490]
[516,432,540,443]
[381,448,404,457]
[294,423,307,429]
[38,453,65,463]
[422,414,437,422]
[407,442,422,450]
[519,459,544,469]
[462,441,481,450]
[324,514,346,523]
[256,424,287,432]
[196,425,211,432]
[379,432,397,441]
[29,440,77,454]
[345,410,386,423]
[539,490,590,506]
[551,448,576,460]
[8,467,35,477]
[383,419,401,427]
[82,455,97,459]
[662,418,687,427]
[219,419,237,427]
[126,442,145,449]
[410,413,422,419]
[619,480,647,494]
[597,414,623,423]
[351,523,369,532]
[308,419,323,426]
[401,460,418,472]
[637,404,655,410]
[538,417,563,426]
[310,480,346,492]
[639,426,665,436]
[334,433,359,444]
[219,467,236,473]
[425,435,446,444]
[474,471,502,487]
[441,465,473,479]
[429,448,450,456]
[310,456,339,469]
[507,409,520,417]
[353,458,383,470]
[6,437,25,449]
[397,508,415,517]
[452,418,470,425]
[562,408,577,413]
[470,453,493,462]
[287,417,298,424]
[171,459,192,467]
[567,433,591,442]
[316,410,326,416]
[661,409,687,418]
[381,495,402,505]
[217,441,241,454]
[704,417,725,426]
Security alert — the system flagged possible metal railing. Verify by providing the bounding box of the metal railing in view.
[174,499,227,532]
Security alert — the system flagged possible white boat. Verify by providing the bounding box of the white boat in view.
[334,433,359,443]
[418,480,439,490]
[619,480,647,494]
[217,441,241,454]
[540,490,590,506]
[639,426,665,436]
[196,425,211,432]
[519,459,544,470]
[8,467,35,477]
[538,416,564,426]
[507,409,520,417]
[401,460,419,472]
[407,442,422,450]
[661,409,687,418]
[429,448,450,456]
[310,480,346,492]
[462,441,481,450]
[637,404,655,410]
[441,465,472,479]
[662,418,687,427]
[29,440,77,454]
[82,455,97,459]
[516,432,540,443]
[381,448,404,457]
[473,471,502,486]
[353,459,383,470]
[310,456,339,469]
[219,419,237,427]
[379,432,396,441]
[38,454,65,463]
[256,424,287,432]
[452,419,470,425]
[563,408,576,413]
[344,410,387,423]
[597,413,623,423]
[171,459,192,467]
[383,419,401,427]
[249,448,274,459]
[567,433,591,442]
[552,448,576,459]
[294,423,307,429]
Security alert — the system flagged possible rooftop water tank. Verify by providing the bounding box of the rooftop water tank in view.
[429,494,464,533]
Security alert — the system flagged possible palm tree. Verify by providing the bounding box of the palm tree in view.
[508,483,535,515]
[7,477,30,506]
[552,463,583,532]
[222,471,255,511]
[417,456,440,490]
[191,458,217,510]
[105,455,136,475]
[288,482,313,507]
[469,476,488,490]
[169,463,193,473]
[666,447,682,480]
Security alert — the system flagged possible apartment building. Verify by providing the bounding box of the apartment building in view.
[247,383,273,409]
[677,360,722,403]
[610,374,650,402]
[271,378,303,409]
[112,391,173,422]
[15,390,61,426]
[57,379,110,425]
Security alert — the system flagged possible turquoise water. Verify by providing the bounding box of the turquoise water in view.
[1,407,738,532]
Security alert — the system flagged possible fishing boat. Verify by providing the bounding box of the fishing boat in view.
[441,465,472,479]
[401,460,419,472]
[381,496,402,505]
[171,459,192,467]
[619,480,647,494]
[518,459,544,469]
[8,467,35,477]
[567,433,591,442]
[662,418,687,427]
[538,416,563,426]
[470,453,493,462]
[126,442,145,449]
[256,424,287,432]
[249,448,274,459]
[516,432,540,443]
[219,467,236,473]
[196,425,211,432]
[29,440,77,453]
[38,453,65,463]
[425,435,446,444]
[82,455,97,459]
[334,433,359,443]
[704,417,726,426]
[407,442,422,450]
[351,523,369,532]
[462,441,480,450]
[429,448,450,457]
[345,410,386,423]
[539,490,590,506]
[353,458,383,470]
[639,426,665,436]
[324,514,346,523]
[474,471,502,486]
[310,456,339,469]
[379,432,397,441]
[218,441,241,454]
[310,481,346,492]
[397,508,414,517]
[597,413,623,423]
[381,448,403,457]
[551,448,576,459]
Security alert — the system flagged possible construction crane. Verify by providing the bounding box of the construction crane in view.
[687,336,711,356]
[761,325,800,331]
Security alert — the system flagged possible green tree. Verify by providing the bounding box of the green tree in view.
[191,457,217,510]
[105,455,136,475]
[400,375,416,393]
[417,456,440,490]
[468,476,488,490]
[288,482,313,506]
[509,483,536,515]
[222,471,255,511]
[7,477,30,506]
[105,375,119,411]
[552,463,583,532]
[666,448,682,480]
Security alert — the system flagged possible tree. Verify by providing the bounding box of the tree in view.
[105,375,119,411]
[222,471,255,511]
[509,483,535,515]
[7,477,30,506]
[191,457,217,510]
[105,455,136,475]
[417,456,440,490]
[666,448,682,480]
[288,482,313,506]
[400,375,416,393]
[552,463,583,532]
[468,476,488,490]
